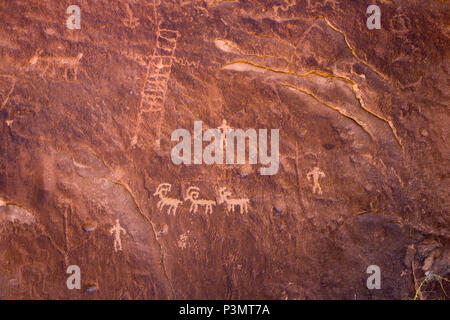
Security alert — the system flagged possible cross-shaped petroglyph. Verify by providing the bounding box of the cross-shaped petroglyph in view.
[110,219,127,252]
[218,119,233,149]
[306,166,326,195]
[122,3,140,29]
[217,187,250,214]
[153,183,182,215]
[184,186,216,215]
[132,24,179,148]
[28,49,83,81]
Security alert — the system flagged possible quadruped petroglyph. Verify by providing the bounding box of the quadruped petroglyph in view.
[153,183,183,216]
[28,50,83,81]
[153,184,250,216]
[217,187,250,215]
[184,187,216,215]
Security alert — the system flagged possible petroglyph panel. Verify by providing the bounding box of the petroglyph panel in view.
[0,0,448,300]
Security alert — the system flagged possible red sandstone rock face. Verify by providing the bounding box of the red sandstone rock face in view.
[0,0,448,299]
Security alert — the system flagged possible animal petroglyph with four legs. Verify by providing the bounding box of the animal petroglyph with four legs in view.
[153,183,182,215]
[184,186,216,215]
[29,49,83,81]
[307,166,326,195]
[217,187,250,214]
[110,219,127,252]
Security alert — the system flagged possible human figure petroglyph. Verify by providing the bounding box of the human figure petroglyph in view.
[306,166,325,195]
[218,119,232,150]
[28,49,83,81]
[153,183,182,215]
[184,186,216,215]
[217,187,250,214]
[218,120,259,161]
[110,219,127,252]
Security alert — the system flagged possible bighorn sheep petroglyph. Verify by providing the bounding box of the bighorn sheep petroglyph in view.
[217,187,249,214]
[184,186,216,215]
[153,183,182,215]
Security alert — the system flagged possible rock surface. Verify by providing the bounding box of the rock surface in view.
[0,0,448,299]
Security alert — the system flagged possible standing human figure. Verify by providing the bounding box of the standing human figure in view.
[306,167,326,195]
[110,219,127,252]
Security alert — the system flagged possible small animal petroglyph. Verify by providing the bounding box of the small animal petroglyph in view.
[28,49,83,81]
[217,187,250,214]
[110,219,127,252]
[307,166,326,195]
[153,183,182,215]
[184,186,216,215]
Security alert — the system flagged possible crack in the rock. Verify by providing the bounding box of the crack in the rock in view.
[351,84,405,153]
[320,17,388,81]
[281,82,375,140]
[106,178,175,299]
[222,59,404,152]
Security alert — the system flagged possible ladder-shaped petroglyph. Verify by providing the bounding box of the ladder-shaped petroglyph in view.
[306,166,326,195]
[110,219,127,252]
[184,186,216,215]
[217,187,250,215]
[28,49,83,81]
[153,183,182,215]
[132,27,179,148]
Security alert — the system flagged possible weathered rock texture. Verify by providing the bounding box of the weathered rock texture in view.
[0,0,449,299]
